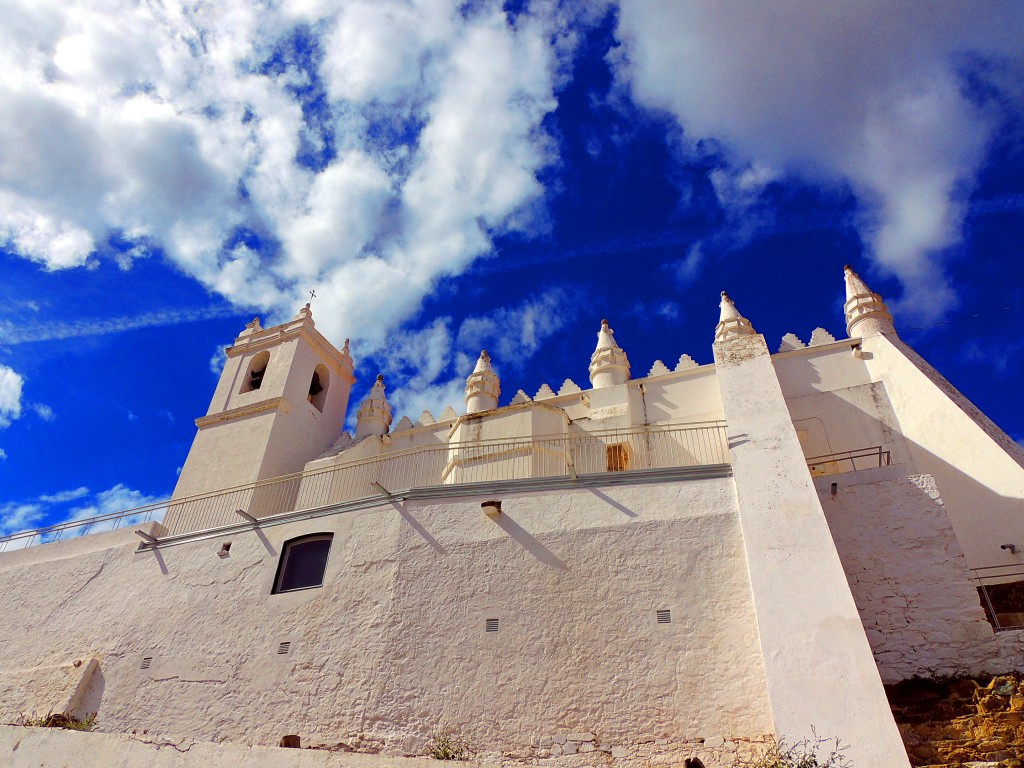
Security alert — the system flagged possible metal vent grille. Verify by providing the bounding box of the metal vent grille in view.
[277,641,291,655]
[656,609,672,624]
[485,618,500,633]
[140,656,153,670]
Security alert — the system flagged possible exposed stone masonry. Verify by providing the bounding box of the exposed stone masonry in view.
[889,673,1024,767]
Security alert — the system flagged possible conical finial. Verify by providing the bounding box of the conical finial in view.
[473,349,493,373]
[589,318,631,388]
[466,350,500,413]
[714,291,756,342]
[844,265,894,338]
[355,373,392,439]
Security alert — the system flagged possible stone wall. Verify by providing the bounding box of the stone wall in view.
[888,673,1024,767]
[0,478,773,758]
[817,468,1023,681]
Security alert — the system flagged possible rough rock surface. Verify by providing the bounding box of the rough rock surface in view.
[888,673,1024,767]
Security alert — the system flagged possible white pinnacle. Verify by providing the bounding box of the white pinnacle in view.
[355,374,392,439]
[714,292,756,342]
[843,265,894,339]
[589,319,630,388]
[465,350,500,414]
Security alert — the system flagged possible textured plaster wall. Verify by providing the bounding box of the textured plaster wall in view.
[815,468,1024,682]
[0,658,98,721]
[860,334,1024,570]
[0,479,772,757]
[783,381,911,468]
[714,333,911,768]
[172,410,281,499]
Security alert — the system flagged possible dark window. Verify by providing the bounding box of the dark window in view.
[978,579,1024,630]
[273,534,333,593]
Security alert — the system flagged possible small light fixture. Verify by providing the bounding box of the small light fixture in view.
[830,482,838,499]
[235,508,258,523]
[218,542,232,558]
[851,341,865,359]
[1001,543,1019,555]
[482,500,502,518]
[135,529,158,544]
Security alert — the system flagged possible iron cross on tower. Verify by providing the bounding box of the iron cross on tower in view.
[308,289,317,304]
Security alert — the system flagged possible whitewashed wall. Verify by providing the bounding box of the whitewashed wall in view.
[816,467,1024,682]
[0,478,772,759]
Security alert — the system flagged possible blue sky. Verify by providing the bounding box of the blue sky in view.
[1,1,1023,535]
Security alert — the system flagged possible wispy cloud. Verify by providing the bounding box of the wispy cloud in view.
[613,1,1024,322]
[38,486,89,504]
[0,502,42,535]
[0,485,92,536]
[0,483,167,539]
[30,403,55,421]
[0,305,241,345]
[368,289,578,423]
[0,364,24,428]
[209,344,229,376]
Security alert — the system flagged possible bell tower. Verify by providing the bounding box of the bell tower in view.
[172,304,356,501]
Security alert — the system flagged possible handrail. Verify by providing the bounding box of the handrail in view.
[806,446,891,476]
[0,420,729,551]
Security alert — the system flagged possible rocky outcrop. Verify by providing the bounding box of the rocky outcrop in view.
[888,673,1024,767]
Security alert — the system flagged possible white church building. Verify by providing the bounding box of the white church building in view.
[0,266,1022,767]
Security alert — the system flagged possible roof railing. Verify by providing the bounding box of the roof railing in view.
[0,421,729,551]
[806,445,891,477]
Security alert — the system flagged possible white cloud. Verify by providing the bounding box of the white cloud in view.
[0,0,562,359]
[672,243,705,288]
[66,483,165,521]
[372,289,575,422]
[613,0,1024,321]
[0,305,240,345]
[30,403,55,421]
[0,483,168,541]
[209,344,230,376]
[38,486,90,504]
[0,502,42,535]
[0,365,24,428]
[0,448,6,460]
[455,289,574,367]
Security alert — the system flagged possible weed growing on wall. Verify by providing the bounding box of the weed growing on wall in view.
[733,734,851,768]
[428,726,472,760]
[19,711,97,731]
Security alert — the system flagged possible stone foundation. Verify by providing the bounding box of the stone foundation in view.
[888,673,1024,767]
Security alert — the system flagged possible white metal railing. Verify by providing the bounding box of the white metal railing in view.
[0,502,169,552]
[0,421,728,550]
[806,446,891,477]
